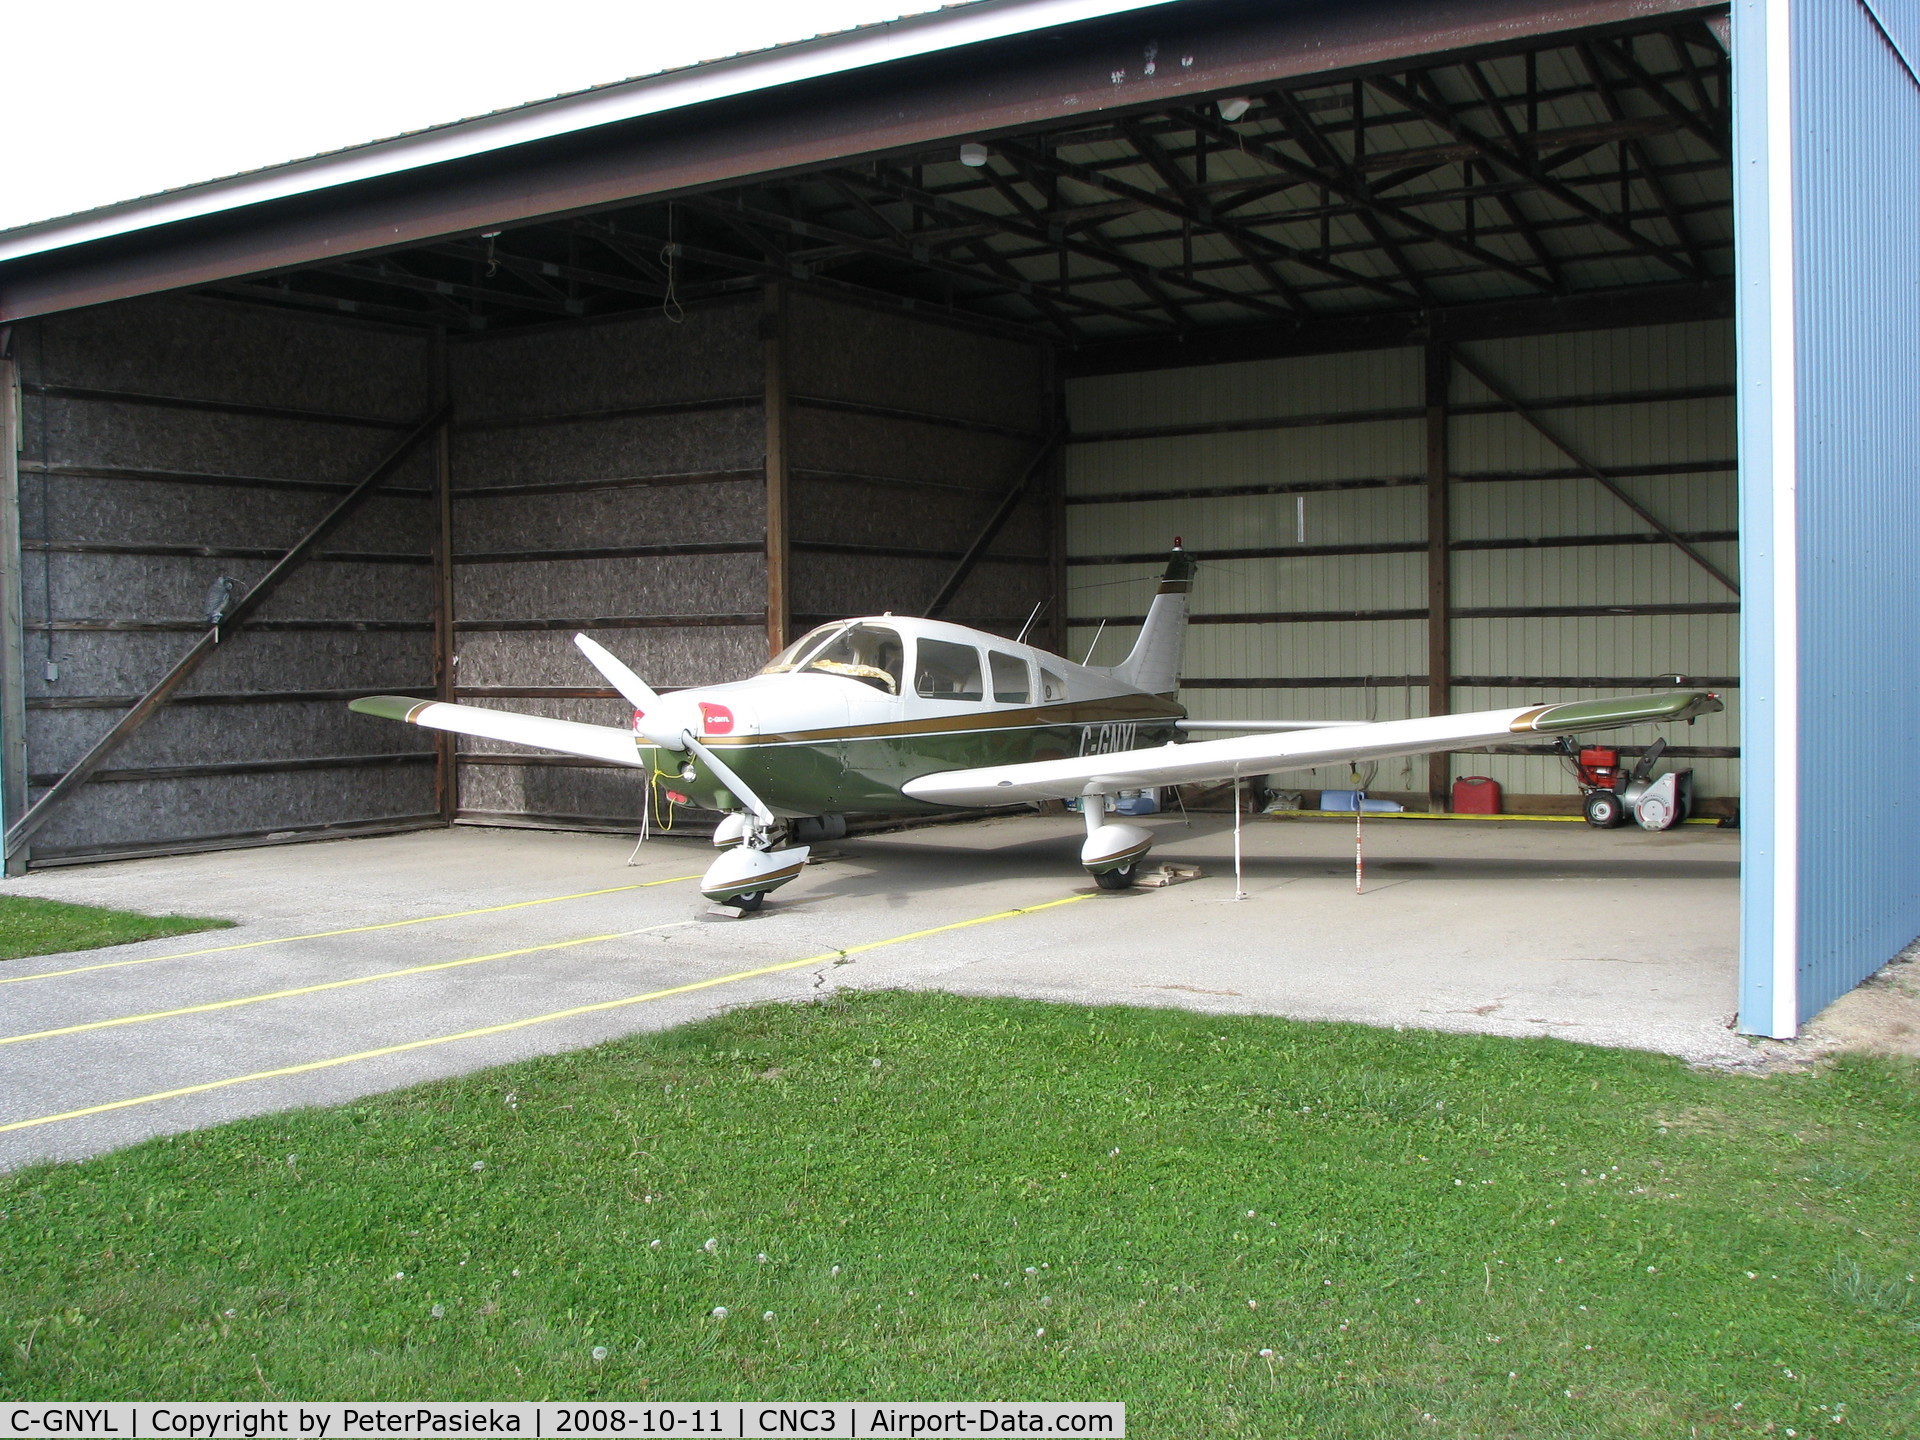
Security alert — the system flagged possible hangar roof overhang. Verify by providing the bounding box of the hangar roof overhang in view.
[0,0,1733,374]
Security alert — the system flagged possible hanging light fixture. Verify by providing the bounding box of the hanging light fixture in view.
[959,142,989,167]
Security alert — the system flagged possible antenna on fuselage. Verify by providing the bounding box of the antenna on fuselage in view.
[1014,598,1048,646]
[1081,618,1107,667]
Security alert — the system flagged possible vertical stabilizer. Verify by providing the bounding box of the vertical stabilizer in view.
[1103,542,1195,696]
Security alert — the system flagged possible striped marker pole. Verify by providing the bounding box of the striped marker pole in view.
[1355,791,1365,895]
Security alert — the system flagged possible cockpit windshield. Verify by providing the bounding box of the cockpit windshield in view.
[758,622,906,695]
[758,623,846,676]
[796,623,904,694]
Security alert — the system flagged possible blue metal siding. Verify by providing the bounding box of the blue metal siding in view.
[1790,0,1920,1023]
[1861,1,1920,73]
[1733,0,1790,1034]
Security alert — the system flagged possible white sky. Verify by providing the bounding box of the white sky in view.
[4,0,943,233]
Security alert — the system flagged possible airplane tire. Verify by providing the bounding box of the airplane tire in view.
[731,891,766,912]
[1583,790,1624,828]
[1094,860,1140,891]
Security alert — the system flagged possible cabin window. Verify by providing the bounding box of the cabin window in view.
[989,651,1031,704]
[916,639,984,701]
[801,623,904,694]
[1040,668,1068,702]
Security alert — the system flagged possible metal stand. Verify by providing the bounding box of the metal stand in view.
[1232,774,1246,901]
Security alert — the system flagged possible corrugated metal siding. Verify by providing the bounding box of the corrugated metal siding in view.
[1067,322,1738,803]
[1451,322,1740,799]
[1782,0,1920,1023]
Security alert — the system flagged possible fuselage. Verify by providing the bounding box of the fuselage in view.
[645,615,1185,816]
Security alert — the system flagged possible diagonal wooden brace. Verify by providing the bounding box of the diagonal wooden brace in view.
[926,430,1060,620]
[4,406,449,859]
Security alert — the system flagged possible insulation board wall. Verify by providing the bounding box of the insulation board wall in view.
[1065,320,1739,808]
[12,293,438,862]
[446,297,766,830]
[784,292,1053,643]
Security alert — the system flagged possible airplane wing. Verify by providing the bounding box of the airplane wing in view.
[349,695,646,768]
[902,691,1722,807]
[1176,719,1354,733]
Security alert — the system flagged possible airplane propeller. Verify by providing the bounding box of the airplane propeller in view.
[573,633,687,751]
[573,633,776,829]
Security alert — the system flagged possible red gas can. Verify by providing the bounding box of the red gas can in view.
[1451,775,1502,814]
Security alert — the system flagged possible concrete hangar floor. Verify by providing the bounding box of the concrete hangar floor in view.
[0,816,1742,1171]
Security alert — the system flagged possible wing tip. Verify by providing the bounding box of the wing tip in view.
[349,694,431,723]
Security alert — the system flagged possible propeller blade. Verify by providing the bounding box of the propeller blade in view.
[683,733,776,827]
[574,633,684,750]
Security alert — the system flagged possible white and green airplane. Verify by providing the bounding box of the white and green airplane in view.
[351,544,1721,909]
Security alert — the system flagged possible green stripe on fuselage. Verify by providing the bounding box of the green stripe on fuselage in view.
[672,706,1183,816]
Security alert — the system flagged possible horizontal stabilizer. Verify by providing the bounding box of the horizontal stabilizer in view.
[349,695,645,768]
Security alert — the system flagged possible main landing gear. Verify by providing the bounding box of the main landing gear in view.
[1080,793,1153,890]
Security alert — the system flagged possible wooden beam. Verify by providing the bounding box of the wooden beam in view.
[28,752,433,787]
[27,686,433,711]
[18,382,413,430]
[1067,280,1734,377]
[21,540,428,564]
[763,283,790,657]
[454,613,764,633]
[1070,530,1739,565]
[1084,602,1740,625]
[3,405,448,858]
[1045,347,1069,657]
[18,460,433,497]
[431,331,458,826]
[455,541,764,564]
[1425,343,1452,814]
[0,341,28,874]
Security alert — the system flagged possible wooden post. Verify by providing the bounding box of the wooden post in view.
[0,336,29,874]
[1044,344,1068,656]
[431,329,458,825]
[1425,343,1452,814]
[762,283,790,657]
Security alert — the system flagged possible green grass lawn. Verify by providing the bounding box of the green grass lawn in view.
[0,894,231,962]
[1,992,1915,1435]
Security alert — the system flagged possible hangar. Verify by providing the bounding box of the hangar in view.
[0,0,1913,1038]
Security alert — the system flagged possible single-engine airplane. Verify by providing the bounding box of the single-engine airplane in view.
[350,543,1721,909]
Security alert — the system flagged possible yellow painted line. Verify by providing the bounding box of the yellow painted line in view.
[1272,811,1723,825]
[0,893,1093,1135]
[0,875,704,986]
[0,923,697,1049]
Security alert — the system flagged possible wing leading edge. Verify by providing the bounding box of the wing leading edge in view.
[901,691,1722,807]
[349,695,646,768]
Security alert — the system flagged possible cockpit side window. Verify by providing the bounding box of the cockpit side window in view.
[1040,668,1068,703]
[989,651,1032,704]
[915,639,984,701]
[800,623,904,694]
